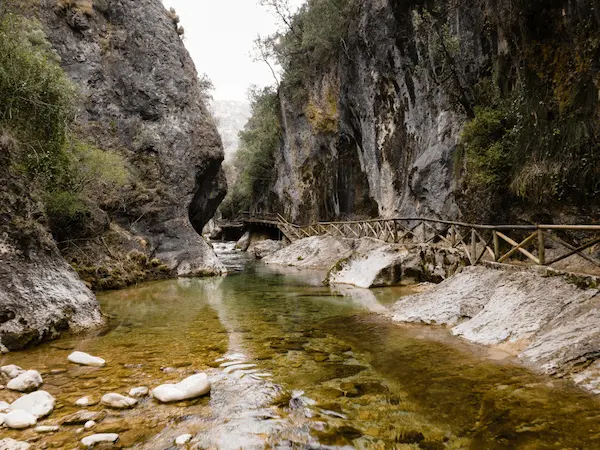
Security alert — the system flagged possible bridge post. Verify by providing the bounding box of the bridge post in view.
[493,230,500,261]
[537,229,546,265]
[393,220,398,243]
[471,229,477,265]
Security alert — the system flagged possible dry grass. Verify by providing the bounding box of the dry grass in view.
[54,0,94,17]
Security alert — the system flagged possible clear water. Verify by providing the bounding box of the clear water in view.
[2,245,600,449]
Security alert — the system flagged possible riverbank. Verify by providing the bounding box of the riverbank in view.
[257,235,600,394]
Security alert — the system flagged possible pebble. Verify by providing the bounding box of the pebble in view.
[3,410,37,429]
[152,373,211,403]
[0,438,31,450]
[128,386,149,398]
[81,433,119,447]
[11,390,55,418]
[6,370,43,392]
[0,365,24,379]
[175,434,192,445]
[75,396,98,407]
[68,351,106,367]
[35,425,60,433]
[101,393,137,409]
[84,420,96,430]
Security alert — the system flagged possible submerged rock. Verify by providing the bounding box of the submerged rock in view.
[81,433,119,447]
[128,386,149,398]
[68,351,106,367]
[100,393,137,409]
[60,410,105,425]
[0,438,31,450]
[6,370,43,392]
[0,365,24,380]
[152,373,211,403]
[3,410,37,429]
[75,396,98,407]
[175,434,192,445]
[11,390,55,418]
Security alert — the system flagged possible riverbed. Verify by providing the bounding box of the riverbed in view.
[2,243,600,448]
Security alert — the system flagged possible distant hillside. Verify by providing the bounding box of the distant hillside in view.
[212,100,251,161]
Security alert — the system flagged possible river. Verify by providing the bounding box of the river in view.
[2,243,600,449]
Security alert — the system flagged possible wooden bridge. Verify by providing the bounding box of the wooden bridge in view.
[221,213,600,271]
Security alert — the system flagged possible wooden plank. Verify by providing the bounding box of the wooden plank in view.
[544,233,600,267]
[497,231,539,264]
[493,230,500,261]
[537,229,546,265]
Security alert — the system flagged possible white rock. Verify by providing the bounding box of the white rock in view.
[0,400,10,412]
[100,393,137,409]
[0,412,5,425]
[223,363,256,374]
[175,434,192,445]
[84,420,96,430]
[0,438,31,450]
[81,434,119,447]
[0,365,24,379]
[68,351,106,367]
[11,390,55,418]
[35,425,59,433]
[3,410,37,429]
[6,370,43,392]
[152,373,211,403]
[75,396,94,407]
[128,386,149,398]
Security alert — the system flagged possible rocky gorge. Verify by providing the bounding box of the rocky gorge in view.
[1,0,227,351]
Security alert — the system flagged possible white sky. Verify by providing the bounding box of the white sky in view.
[162,0,304,101]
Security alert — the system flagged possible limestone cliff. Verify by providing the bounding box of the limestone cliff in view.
[263,0,599,225]
[37,0,227,279]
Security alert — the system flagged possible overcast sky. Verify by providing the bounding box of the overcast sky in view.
[161,0,304,102]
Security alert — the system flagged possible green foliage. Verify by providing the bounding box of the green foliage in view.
[0,13,130,235]
[219,87,282,218]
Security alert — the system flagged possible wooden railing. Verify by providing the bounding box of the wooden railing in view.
[275,217,600,270]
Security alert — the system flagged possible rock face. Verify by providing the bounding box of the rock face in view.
[390,265,600,391]
[35,0,226,276]
[264,236,354,270]
[249,240,286,260]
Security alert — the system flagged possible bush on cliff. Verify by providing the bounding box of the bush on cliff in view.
[0,13,128,238]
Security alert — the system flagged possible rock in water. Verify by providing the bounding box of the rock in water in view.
[35,425,59,433]
[175,434,192,445]
[84,420,96,430]
[0,365,24,379]
[3,410,37,429]
[68,351,106,367]
[6,370,43,392]
[152,373,211,403]
[11,390,55,418]
[81,434,119,447]
[128,386,149,398]
[0,400,10,412]
[60,410,105,425]
[0,438,31,450]
[100,393,137,409]
[75,396,97,406]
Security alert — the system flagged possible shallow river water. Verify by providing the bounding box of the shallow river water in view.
[2,243,600,449]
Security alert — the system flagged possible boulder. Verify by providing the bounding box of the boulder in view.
[0,365,24,379]
[0,438,31,450]
[128,386,149,398]
[100,393,137,409]
[11,390,55,418]
[264,236,354,269]
[250,240,285,260]
[6,370,43,392]
[327,243,408,288]
[236,231,251,251]
[81,434,119,447]
[152,373,211,403]
[68,351,106,367]
[3,410,37,429]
